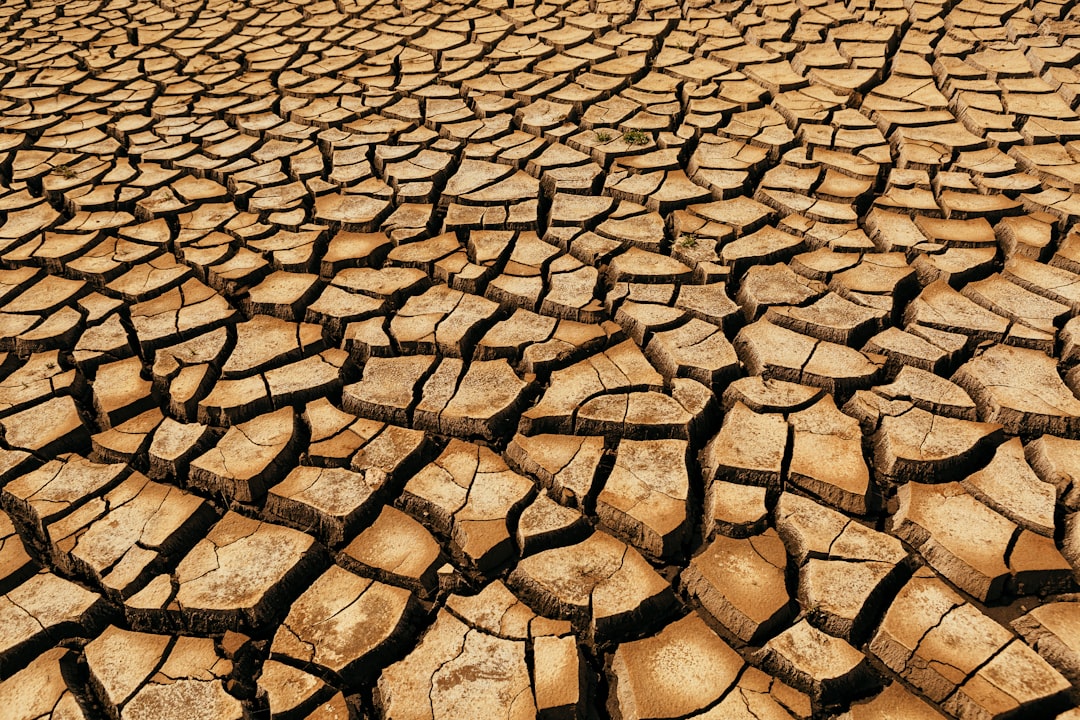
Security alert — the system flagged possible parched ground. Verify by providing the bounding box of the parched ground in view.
[4,0,1080,718]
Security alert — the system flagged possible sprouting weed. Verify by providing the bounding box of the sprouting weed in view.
[53,164,77,179]
[679,233,699,248]
[594,129,613,143]
[622,129,649,146]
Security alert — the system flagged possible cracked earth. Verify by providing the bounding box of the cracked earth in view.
[5,0,1080,717]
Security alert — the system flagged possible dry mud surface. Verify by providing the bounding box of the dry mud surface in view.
[5,0,1080,718]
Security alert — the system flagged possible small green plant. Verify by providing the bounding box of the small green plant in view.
[53,164,77,179]
[622,129,649,146]
[594,129,613,143]
[679,233,699,248]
